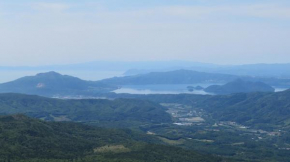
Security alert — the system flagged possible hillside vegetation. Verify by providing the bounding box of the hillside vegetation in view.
[0,93,172,128]
[101,90,290,131]
[0,114,223,162]
[128,90,290,131]
[194,90,290,130]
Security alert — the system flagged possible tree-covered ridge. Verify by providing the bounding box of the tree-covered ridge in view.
[131,90,290,131]
[0,114,223,162]
[99,69,290,87]
[99,69,238,85]
[194,90,290,130]
[0,93,172,127]
[204,79,275,94]
[0,71,117,96]
[100,89,290,131]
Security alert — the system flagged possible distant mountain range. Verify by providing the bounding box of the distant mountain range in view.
[100,69,290,88]
[204,79,275,94]
[123,63,290,78]
[2,61,290,78]
[0,70,289,98]
[0,71,117,97]
[99,69,239,85]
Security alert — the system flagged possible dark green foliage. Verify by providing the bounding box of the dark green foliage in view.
[192,90,290,130]
[110,90,290,130]
[134,90,290,131]
[96,144,223,162]
[0,114,134,160]
[94,92,290,160]
[0,114,223,162]
[0,93,172,127]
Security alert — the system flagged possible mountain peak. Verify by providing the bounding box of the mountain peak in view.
[36,71,62,77]
[0,71,117,97]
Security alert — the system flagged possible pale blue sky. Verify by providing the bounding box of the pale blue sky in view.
[0,0,290,66]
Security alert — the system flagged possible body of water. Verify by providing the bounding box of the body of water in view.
[1,71,288,95]
[274,87,289,92]
[113,84,219,95]
[113,84,289,95]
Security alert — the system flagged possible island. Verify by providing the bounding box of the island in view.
[204,79,275,95]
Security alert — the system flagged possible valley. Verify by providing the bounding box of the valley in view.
[141,102,289,161]
[3,1,290,161]
[0,71,290,161]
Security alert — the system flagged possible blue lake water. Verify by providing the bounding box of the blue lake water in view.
[113,84,220,95]
[274,87,289,92]
[113,84,289,95]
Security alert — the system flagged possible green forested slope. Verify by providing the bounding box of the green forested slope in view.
[105,90,290,130]
[183,90,290,130]
[132,90,290,131]
[0,93,172,128]
[0,114,223,162]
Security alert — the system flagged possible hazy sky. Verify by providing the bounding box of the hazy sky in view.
[1,0,290,66]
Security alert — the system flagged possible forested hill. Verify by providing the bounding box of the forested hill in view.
[0,114,223,162]
[0,93,172,127]
[193,90,290,130]
[125,90,290,131]
[0,71,117,96]
[99,69,238,85]
[204,79,275,94]
[99,69,290,87]
[99,89,290,130]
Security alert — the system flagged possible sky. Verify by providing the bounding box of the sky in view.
[0,0,290,66]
